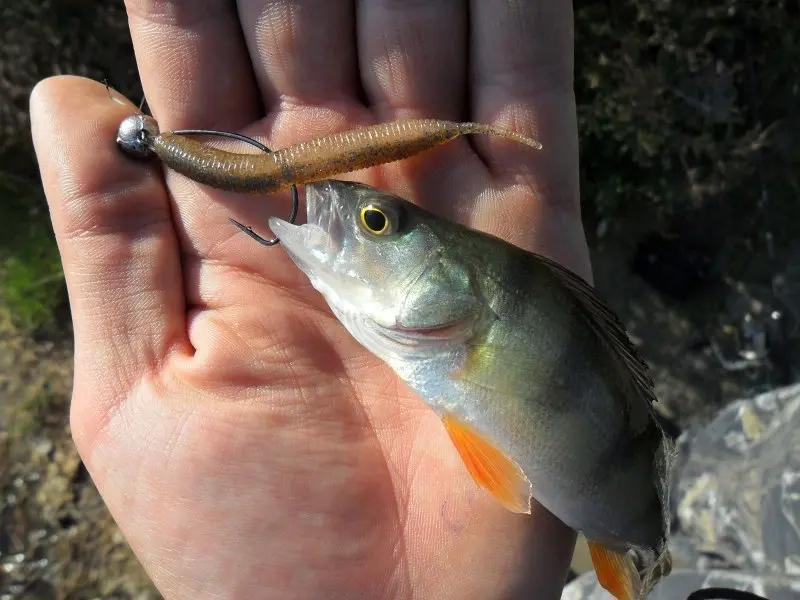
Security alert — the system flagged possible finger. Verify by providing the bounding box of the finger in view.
[236,0,361,111]
[354,1,487,211]
[356,0,467,120]
[469,0,580,214]
[30,76,187,384]
[124,0,262,130]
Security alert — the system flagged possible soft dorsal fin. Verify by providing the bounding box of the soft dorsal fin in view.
[534,253,656,405]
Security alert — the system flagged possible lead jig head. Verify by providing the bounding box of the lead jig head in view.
[116,114,160,159]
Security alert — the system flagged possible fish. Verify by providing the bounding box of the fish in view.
[266,179,675,600]
[119,115,541,194]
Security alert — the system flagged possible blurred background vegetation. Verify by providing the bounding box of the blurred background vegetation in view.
[1,1,797,598]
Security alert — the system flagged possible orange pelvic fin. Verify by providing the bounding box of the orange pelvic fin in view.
[587,541,643,600]
[441,412,531,514]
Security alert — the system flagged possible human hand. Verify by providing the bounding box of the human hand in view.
[30,1,587,598]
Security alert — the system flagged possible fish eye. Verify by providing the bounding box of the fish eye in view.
[360,206,388,234]
[359,202,401,236]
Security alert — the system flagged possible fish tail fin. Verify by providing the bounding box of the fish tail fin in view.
[441,412,532,514]
[587,541,643,600]
[457,122,543,150]
[640,547,673,596]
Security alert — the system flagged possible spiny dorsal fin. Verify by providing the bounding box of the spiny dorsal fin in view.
[534,253,656,405]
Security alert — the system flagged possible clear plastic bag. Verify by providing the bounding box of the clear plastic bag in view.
[561,383,800,599]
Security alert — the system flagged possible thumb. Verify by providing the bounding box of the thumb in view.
[30,76,189,443]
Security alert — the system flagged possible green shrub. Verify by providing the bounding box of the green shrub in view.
[0,170,64,331]
[0,2,137,332]
[575,1,800,244]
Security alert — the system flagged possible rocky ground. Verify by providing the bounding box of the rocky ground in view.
[0,306,159,599]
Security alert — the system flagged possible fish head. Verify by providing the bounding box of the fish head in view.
[268,179,483,357]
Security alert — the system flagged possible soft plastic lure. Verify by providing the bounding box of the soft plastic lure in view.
[115,115,541,195]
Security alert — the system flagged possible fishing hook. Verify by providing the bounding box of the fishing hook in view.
[169,128,299,246]
[122,127,300,246]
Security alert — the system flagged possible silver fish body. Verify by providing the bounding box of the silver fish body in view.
[268,179,674,598]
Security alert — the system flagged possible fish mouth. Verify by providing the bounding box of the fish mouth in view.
[268,180,343,270]
[268,179,375,312]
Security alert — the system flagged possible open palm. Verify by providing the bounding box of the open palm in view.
[31,2,589,599]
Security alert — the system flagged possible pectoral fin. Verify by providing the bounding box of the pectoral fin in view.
[587,541,642,600]
[441,412,532,514]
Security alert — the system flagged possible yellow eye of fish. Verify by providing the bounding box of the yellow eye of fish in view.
[360,206,390,235]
